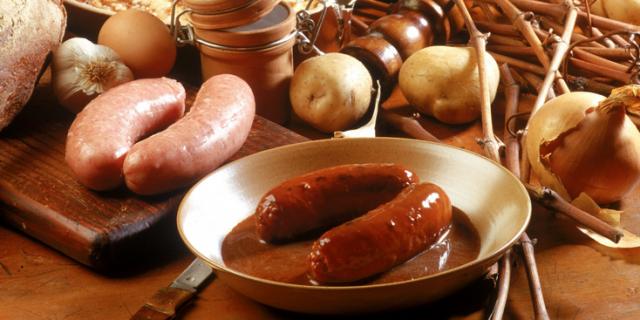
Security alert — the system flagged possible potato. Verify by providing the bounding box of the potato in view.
[290,53,372,133]
[399,46,500,124]
[591,0,640,25]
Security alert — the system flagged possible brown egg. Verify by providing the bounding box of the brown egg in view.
[98,9,176,78]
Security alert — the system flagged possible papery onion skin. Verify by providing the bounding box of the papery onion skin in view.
[526,92,605,201]
[526,89,640,204]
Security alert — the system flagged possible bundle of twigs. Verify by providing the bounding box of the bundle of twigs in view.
[347,0,640,318]
[451,0,637,318]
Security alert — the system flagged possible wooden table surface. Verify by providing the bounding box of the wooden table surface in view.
[3,28,640,320]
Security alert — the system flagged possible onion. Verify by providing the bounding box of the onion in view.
[526,85,640,204]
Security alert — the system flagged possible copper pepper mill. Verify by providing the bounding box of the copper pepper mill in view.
[340,0,465,94]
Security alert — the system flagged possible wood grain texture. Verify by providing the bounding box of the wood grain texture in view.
[3,86,640,319]
[0,72,307,271]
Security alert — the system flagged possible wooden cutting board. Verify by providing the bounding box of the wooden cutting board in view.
[0,73,307,271]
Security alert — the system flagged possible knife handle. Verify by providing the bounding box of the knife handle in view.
[131,287,195,320]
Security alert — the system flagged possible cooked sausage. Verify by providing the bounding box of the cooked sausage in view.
[255,163,419,243]
[308,182,452,283]
[123,74,255,195]
[65,78,186,191]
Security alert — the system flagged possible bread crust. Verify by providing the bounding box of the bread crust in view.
[0,0,66,131]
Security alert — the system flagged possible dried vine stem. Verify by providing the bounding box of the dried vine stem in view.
[519,233,549,320]
[538,16,606,48]
[489,249,512,320]
[381,110,440,142]
[493,2,549,67]
[590,27,616,48]
[572,47,629,72]
[579,47,638,60]
[526,184,623,243]
[529,0,577,115]
[505,0,640,32]
[501,64,522,178]
[562,30,640,84]
[355,0,390,12]
[351,15,370,35]
[568,58,637,83]
[453,3,516,318]
[490,52,546,75]
[501,64,550,320]
[566,74,616,95]
[521,70,557,100]
[492,0,570,94]
[454,0,500,161]
[519,0,578,186]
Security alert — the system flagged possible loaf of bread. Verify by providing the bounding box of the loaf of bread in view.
[0,0,66,131]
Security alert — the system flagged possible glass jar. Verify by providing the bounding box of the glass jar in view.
[182,0,296,125]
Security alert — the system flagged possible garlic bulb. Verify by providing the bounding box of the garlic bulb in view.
[52,37,134,113]
[526,86,640,204]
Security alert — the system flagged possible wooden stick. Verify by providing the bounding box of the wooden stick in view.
[490,52,547,75]
[573,47,630,73]
[538,16,607,48]
[579,47,636,60]
[454,1,512,316]
[611,34,632,48]
[501,64,521,178]
[381,110,440,142]
[490,249,512,320]
[493,0,550,70]
[591,27,617,48]
[566,75,616,95]
[501,65,550,320]
[570,58,634,83]
[351,15,370,35]
[519,0,577,196]
[522,71,556,100]
[526,184,623,243]
[455,0,500,161]
[476,21,522,37]
[352,8,385,20]
[488,45,536,57]
[529,0,577,113]
[494,0,571,94]
[519,233,550,320]
[354,0,391,12]
[503,0,640,32]
[478,1,499,23]
[490,34,528,47]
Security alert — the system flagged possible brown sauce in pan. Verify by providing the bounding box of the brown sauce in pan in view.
[221,207,481,286]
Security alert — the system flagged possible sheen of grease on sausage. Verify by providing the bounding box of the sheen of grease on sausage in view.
[65,78,186,191]
[123,74,256,195]
[255,163,419,243]
[308,182,452,284]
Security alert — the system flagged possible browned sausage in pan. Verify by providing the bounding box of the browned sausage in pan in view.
[255,163,419,243]
[308,182,452,283]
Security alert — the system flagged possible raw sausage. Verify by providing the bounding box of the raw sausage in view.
[123,74,255,195]
[308,182,452,283]
[255,163,419,243]
[65,78,186,191]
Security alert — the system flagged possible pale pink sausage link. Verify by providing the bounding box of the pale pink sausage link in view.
[65,78,186,191]
[123,74,256,195]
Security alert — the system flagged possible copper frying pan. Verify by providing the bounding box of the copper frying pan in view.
[177,137,531,314]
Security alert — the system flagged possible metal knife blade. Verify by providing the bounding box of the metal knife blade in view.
[170,258,215,292]
[131,258,215,320]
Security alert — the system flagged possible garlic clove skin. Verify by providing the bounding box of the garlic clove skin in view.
[52,37,134,114]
